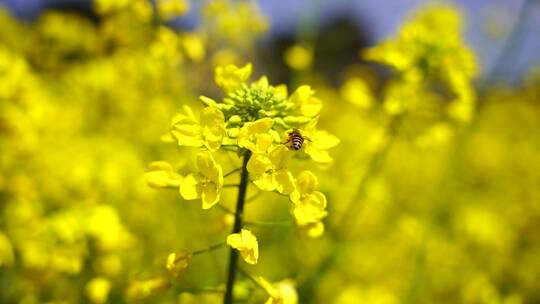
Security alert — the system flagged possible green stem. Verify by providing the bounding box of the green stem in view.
[191,242,226,256]
[244,220,293,228]
[223,150,252,304]
[237,267,267,292]
[217,204,236,215]
[172,286,225,294]
[246,190,263,203]
[223,168,241,178]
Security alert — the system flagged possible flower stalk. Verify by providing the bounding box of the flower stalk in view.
[223,150,252,304]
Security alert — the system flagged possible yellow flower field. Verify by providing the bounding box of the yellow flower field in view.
[1,1,539,303]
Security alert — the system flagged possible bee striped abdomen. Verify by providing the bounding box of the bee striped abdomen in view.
[291,133,304,150]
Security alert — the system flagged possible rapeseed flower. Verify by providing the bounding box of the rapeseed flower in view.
[290,171,328,237]
[166,251,192,276]
[180,151,224,209]
[284,44,313,71]
[237,118,279,153]
[144,161,183,188]
[215,63,253,93]
[85,277,111,304]
[247,145,295,194]
[363,5,478,122]
[259,277,298,304]
[295,118,340,163]
[157,0,189,20]
[171,105,226,151]
[226,229,259,265]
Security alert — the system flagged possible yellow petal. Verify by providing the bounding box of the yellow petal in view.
[284,44,313,71]
[226,229,259,265]
[274,169,295,195]
[295,170,318,194]
[312,130,340,150]
[145,171,171,188]
[304,145,332,163]
[340,77,374,109]
[310,191,327,209]
[269,145,292,168]
[300,96,322,117]
[240,229,259,264]
[200,107,225,151]
[260,277,298,304]
[254,134,274,153]
[201,183,220,209]
[250,118,274,133]
[253,173,277,192]
[86,277,111,304]
[303,117,318,133]
[226,233,243,248]
[166,252,191,276]
[293,203,326,226]
[181,32,205,62]
[144,170,182,188]
[157,0,189,20]
[170,106,203,147]
[255,75,269,88]
[179,174,200,200]
[199,95,218,107]
[290,85,314,107]
[145,161,182,188]
[274,84,288,99]
[148,161,174,171]
[196,151,222,183]
[289,189,301,204]
[305,222,325,238]
[238,118,274,153]
[247,154,272,175]
[292,192,327,225]
[214,63,252,92]
[171,129,203,147]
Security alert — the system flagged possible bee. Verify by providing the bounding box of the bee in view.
[283,128,311,151]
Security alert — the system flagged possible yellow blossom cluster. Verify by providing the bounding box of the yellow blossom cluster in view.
[155,63,338,234]
[360,6,478,123]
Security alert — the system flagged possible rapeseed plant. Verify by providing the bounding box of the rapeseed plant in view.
[149,63,338,303]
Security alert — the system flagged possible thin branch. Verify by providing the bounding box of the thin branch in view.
[191,242,226,256]
[172,286,225,294]
[246,190,263,203]
[216,204,236,215]
[237,268,268,292]
[223,168,241,178]
[244,220,293,228]
[221,147,238,153]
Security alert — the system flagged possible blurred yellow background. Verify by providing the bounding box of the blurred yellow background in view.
[1,0,539,303]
